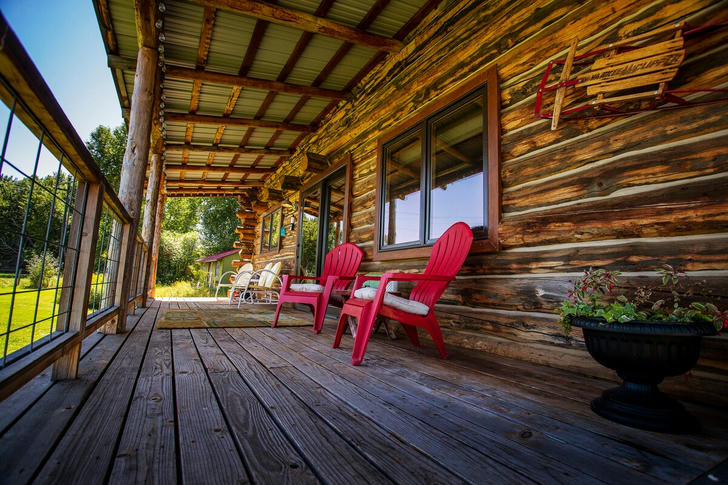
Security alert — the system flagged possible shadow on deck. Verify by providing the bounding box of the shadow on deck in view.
[0,299,726,484]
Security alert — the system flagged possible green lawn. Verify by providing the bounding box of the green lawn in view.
[0,273,62,358]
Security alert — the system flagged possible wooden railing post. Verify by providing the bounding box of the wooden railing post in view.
[115,42,158,333]
[51,182,104,380]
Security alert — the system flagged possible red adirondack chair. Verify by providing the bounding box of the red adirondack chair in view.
[333,222,473,365]
[273,243,363,333]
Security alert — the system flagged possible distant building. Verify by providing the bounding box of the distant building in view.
[196,249,238,288]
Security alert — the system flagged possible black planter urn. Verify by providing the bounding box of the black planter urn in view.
[572,317,717,433]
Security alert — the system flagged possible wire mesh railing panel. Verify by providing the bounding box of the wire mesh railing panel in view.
[87,207,123,318]
[0,91,86,367]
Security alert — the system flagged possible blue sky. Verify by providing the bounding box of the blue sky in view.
[1,0,123,141]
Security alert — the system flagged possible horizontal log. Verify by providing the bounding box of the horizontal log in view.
[197,0,404,53]
[164,143,291,155]
[303,152,330,174]
[258,186,283,202]
[434,305,581,348]
[280,175,302,191]
[503,131,728,213]
[439,274,728,314]
[502,100,728,187]
[501,199,728,249]
[164,164,275,175]
[165,65,347,99]
[165,113,312,132]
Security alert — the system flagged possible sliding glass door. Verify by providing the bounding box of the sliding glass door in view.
[298,167,347,276]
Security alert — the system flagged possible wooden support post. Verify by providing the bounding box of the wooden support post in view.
[52,182,104,380]
[141,151,162,306]
[114,44,158,333]
[148,190,165,297]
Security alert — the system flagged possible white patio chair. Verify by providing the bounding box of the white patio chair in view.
[214,262,253,300]
[238,261,282,306]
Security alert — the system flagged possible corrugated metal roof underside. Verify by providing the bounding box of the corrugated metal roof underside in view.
[105,0,433,186]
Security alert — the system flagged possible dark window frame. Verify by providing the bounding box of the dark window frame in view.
[295,153,353,276]
[374,66,500,260]
[260,207,282,254]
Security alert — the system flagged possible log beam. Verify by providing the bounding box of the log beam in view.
[163,164,275,175]
[114,44,158,333]
[134,0,159,49]
[164,143,290,155]
[280,175,303,191]
[165,112,312,132]
[195,0,404,53]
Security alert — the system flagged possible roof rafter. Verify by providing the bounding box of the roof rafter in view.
[166,188,249,197]
[166,179,264,187]
[195,0,404,53]
[164,66,347,99]
[164,144,291,155]
[165,112,312,132]
[164,164,275,175]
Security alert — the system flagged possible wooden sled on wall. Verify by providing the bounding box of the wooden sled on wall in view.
[535,20,728,130]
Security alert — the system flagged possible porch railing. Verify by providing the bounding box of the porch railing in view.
[0,15,148,399]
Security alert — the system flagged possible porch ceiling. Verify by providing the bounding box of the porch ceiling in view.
[94,0,439,198]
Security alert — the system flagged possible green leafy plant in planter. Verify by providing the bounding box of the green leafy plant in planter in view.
[557,265,726,433]
[559,265,727,333]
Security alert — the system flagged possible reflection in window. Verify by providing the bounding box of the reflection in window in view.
[260,208,281,253]
[326,171,346,254]
[300,188,320,276]
[382,129,422,247]
[430,96,484,239]
[379,86,491,250]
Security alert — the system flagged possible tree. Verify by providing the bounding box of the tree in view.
[199,197,239,254]
[163,197,201,233]
[86,124,127,193]
[156,230,201,285]
[0,174,74,273]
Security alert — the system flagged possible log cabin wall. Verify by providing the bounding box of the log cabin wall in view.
[253,0,728,404]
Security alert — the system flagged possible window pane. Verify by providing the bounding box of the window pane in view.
[326,171,346,254]
[383,130,422,247]
[429,96,484,239]
[261,214,271,251]
[270,210,280,248]
[300,187,320,276]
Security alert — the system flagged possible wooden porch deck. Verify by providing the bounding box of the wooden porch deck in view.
[0,299,726,484]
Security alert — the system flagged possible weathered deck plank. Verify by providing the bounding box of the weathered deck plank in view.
[32,303,158,484]
[288,326,705,483]
[109,302,176,485]
[0,329,105,434]
[0,305,151,484]
[172,329,250,484]
[215,327,391,484]
[190,328,319,484]
[242,327,538,484]
[223,328,463,484]
[0,299,726,484]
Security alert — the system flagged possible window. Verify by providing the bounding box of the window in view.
[260,208,281,253]
[375,66,500,258]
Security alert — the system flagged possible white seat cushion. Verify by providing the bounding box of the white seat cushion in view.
[290,283,325,293]
[352,287,430,316]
